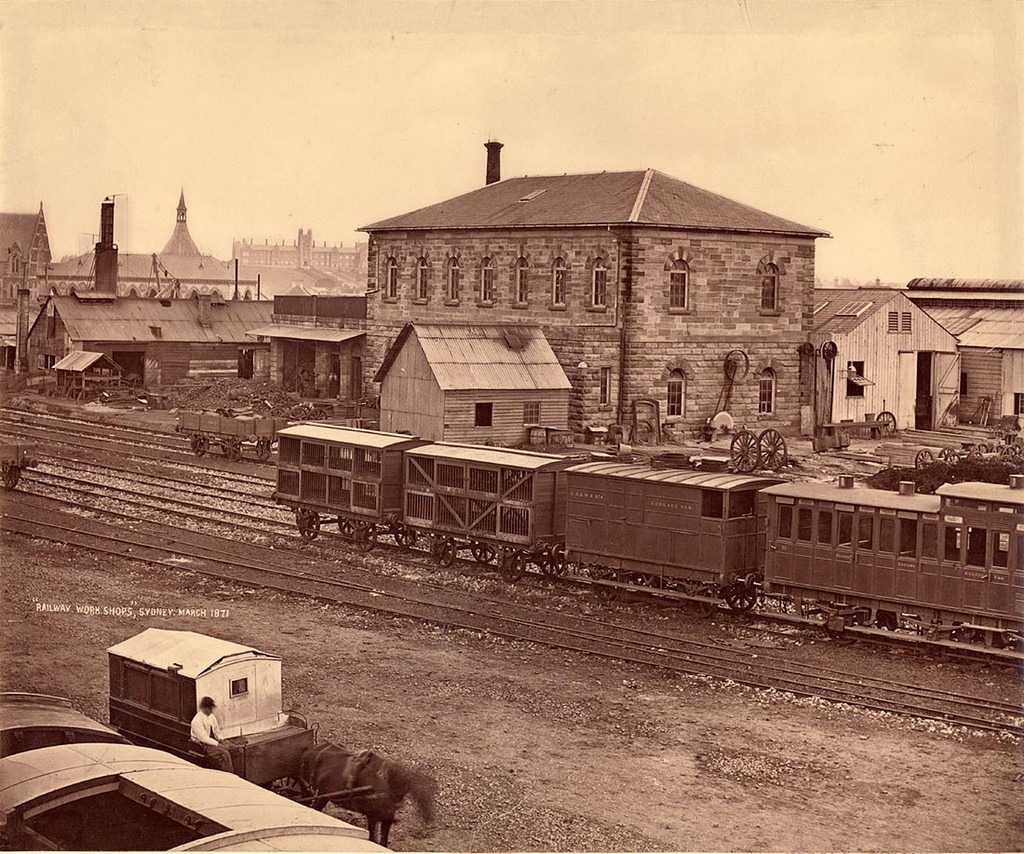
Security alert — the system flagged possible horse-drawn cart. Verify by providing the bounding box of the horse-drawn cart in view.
[1,443,37,489]
[176,410,290,461]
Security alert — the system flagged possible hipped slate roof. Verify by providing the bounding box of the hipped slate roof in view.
[374,323,571,391]
[31,295,272,344]
[362,169,828,236]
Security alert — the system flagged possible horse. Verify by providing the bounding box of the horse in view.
[299,742,437,847]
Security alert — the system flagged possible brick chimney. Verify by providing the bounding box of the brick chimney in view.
[94,197,118,294]
[485,140,503,185]
[15,288,30,372]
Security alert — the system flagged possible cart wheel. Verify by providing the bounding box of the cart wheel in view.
[730,430,759,473]
[938,447,959,462]
[876,411,897,434]
[296,509,320,541]
[470,542,496,565]
[758,429,788,471]
[2,465,20,489]
[723,580,758,612]
[310,407,328,420]
[542,542,567,576]
[223,439,243,462]
[914,449,935,468]
[191,434,209,457]
[353,523,378,553]
[432,536,457,567]
[392,525,417,550]
[255,438,273,461]
[338,518,354,539]
[499,549,526,582]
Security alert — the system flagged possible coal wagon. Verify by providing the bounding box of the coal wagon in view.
[177,411,291,462]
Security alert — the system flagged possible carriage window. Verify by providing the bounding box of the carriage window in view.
[966,526,987,567]
[151,675,178,715]
[899,518,917,556]
[230,678,249,697]
[879,517,895,553]
[921,523,938,559]
[837,511,853,547]
[944,526,962,562]
[857,514,874,549]
[728,491,756,518]
[797,508,813,542]
[702,490,725,519]
[818,509,833,544]
[993,531,1009,568]
[777,504,793,538]
[124,667,150,705]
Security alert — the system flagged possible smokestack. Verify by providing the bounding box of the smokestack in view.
[94,197,118,295]
[15,288,30,373]
[485,140,503,185]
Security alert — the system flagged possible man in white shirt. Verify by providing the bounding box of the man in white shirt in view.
[190,696,234,773]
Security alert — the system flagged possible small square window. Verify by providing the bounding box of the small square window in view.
[475,402,493,427]
[230,677,248,697]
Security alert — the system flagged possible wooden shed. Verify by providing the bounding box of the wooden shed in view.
[374,323,571,444]
[811,289,959,431]
[52,350,122,399]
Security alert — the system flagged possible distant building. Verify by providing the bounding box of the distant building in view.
[233,231,367,299]
[0,204,52,303]
[48,192,258,300]
[907,279,1024,424]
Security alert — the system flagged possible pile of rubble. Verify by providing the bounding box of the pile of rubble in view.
[867,457,1024,494]
[163,379,306,416]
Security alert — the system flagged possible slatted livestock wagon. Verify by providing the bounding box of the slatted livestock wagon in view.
[761,474,1024,647]
[403,443,577,575]
[0,443,37,489]
[0,742,386,851]
[274,423,427,546]
[108,629,316,787]
[1,692,127,758]
[564,464,783,609]
[177,411,291,461]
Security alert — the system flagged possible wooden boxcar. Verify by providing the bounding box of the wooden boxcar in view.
[762,476,1024,645]
[0,742,385,851]
[402,443,577,572]
[108,629,315,786]
[274,424,426,545]
[564,463,782,609]
[1,692,126,758]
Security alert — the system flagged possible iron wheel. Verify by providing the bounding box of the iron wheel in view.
[730,430,759,473]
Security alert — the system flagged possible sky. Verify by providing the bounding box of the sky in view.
[2,0,1021,284]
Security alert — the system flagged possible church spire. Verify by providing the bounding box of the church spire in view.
[176,189,187,223]
[162,189,201,256]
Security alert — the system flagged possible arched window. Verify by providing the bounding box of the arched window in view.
[669,259,689,309]
[210,289,222,299]
[591,259,607,307]
[667,370,686,417]
[760,263,779,310]
[480,257,495,303]
[758,368,776,414]
[415,257,429,300]
[552,257,567,306]
[514,257,529,304]
[385,257,398,299]
[446,257,460,302]
[128,287,139,297]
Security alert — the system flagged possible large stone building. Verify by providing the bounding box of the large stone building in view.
[48,193,258,300]
[359,147,829,436]
[232,231,367,298]
[0,204,52,304]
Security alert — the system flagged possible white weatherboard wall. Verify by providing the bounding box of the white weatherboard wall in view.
[1003,349,1024,418]
[194,659,284,737]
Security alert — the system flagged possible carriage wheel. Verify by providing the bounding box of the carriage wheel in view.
[470,542,496,565]
[938,447,959,462]
[542,542,567,576]
[337,518,354,538]
[255,438,273,461]
[354,523,378,553]
[310,407,329,420]
[223,439,243,462]
[966,448,983,463]
[392,525,417,550]
[432,537,457,568]
[758,429,788,471]
[723,580,758,612]
[2,465,20,489]
[296,509,320,541]
[952,626,981,645]
[730,430,759,473]
[876,410,897,434]
[914,449,935,468]
[191,434,209,457]
[498,549,526,582]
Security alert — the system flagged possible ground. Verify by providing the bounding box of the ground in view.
[2,532,1022,852]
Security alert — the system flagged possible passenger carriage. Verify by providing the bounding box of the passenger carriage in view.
[107,629,315,786]
[1,692,126,758]
[274,423,427,547]
[402,443,577,574]
[0,742,386,851]
[564,463,783,609]
[762,474,1024,647]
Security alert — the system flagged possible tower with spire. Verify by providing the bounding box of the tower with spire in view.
[161,189,202,256]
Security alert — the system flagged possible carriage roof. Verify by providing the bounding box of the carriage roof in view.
[107,629,279,679]
[0,692,125,755]
[277,423,423,449]
[0,743,384,851]
[936,481,1024,506]
[407,442,574,470]
[760,481,941,512]
[566,462,783,491]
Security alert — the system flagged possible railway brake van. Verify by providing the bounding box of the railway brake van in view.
[565,464,783,610]
[762,475,1024,647]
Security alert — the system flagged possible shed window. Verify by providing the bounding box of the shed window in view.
[901,312,912,333]
[818,509,833,544]
[846,361,869,397]
[523,402,541,424]
[728,491,756,518]
[701,490,725,519]
[777,504,793,538]
[1014,393,1024,416]
[230,678,249,697]
[475,402,493,427]
[887,311,899,333]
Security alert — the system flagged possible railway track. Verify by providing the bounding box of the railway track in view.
[4,491,1021,737]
